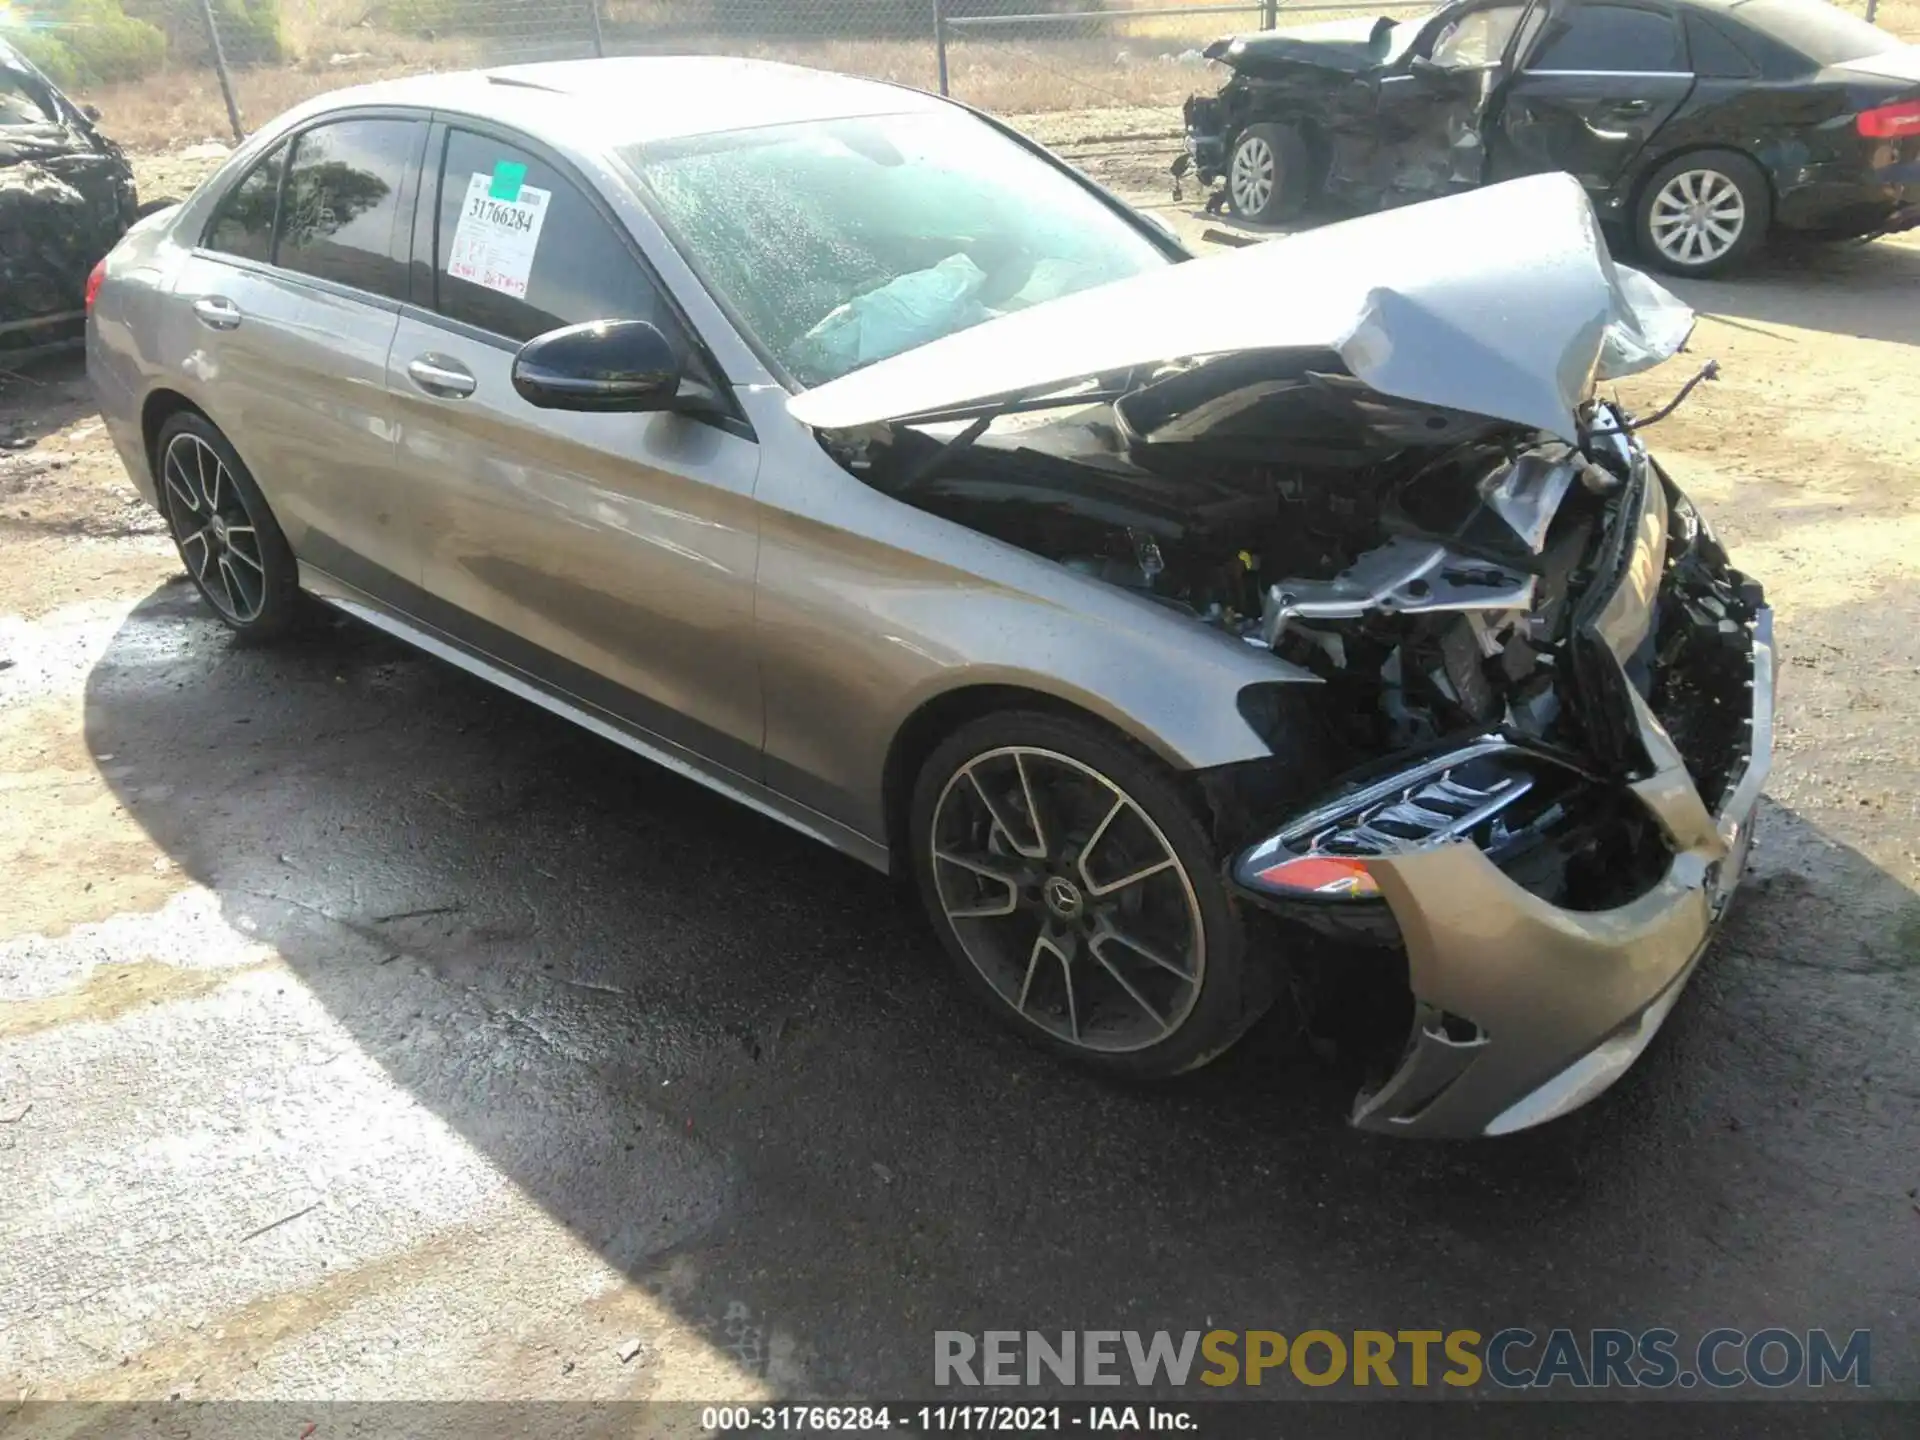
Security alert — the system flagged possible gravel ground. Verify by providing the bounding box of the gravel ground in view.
[1,145,1917,1411]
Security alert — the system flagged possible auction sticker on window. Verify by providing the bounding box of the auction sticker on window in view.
[447,169,550,299]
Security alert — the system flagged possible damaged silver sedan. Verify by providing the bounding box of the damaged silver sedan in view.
[87,59,1772,1138]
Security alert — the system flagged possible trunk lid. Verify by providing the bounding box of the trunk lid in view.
[1832,45,1920,87]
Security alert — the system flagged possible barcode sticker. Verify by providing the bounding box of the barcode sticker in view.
[446,170,550,299]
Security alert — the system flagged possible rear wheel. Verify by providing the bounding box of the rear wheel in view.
[154,412,301,639]
[1635,150,1770,277]
[909,711,1269,1078]
[1227,122,1312,225]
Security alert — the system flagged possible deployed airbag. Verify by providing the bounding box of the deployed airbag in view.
[788,252,988,378]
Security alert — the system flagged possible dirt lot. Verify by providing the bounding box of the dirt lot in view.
[2,150,1919,1408]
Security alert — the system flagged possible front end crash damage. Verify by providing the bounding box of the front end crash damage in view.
[1231,468,1772,1137]
[791,176,1773,1137]
[1180,20,1493,210]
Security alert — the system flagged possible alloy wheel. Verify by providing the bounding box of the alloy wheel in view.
[161,431,267,625]
[1230,134,1275,217]
[1648,168,1746,268]
[928,746,1206,1054]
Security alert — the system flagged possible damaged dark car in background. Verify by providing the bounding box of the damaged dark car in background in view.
[1179,0,1920,274]
[2,35,141,361]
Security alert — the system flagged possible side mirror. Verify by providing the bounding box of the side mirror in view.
[511,319,683,413]
[83,103,102,122]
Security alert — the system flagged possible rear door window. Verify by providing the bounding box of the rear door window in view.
[1430,5,1528,67]
[202,143,287,264]
[1526,4,1685,72]
[275,117,419,301]
[430,127,669,344]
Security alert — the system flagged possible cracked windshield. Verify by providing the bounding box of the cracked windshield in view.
[623,110,1169,387]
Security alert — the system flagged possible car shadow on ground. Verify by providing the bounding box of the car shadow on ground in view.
[0,354,95,449]
[1664,237,1920,349]
[79,583,1920,1396]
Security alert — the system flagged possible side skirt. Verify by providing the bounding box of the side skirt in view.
[301,564,893,875]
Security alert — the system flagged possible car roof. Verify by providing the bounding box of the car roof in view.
[291,55,948,151]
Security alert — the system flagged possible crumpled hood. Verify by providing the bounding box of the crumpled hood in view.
[787,173,1694,444]
[1202,15,1414,75]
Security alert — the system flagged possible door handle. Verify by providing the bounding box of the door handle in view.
[191,296,242,330]
[1611,99,1653,115]
[406,355,477,399]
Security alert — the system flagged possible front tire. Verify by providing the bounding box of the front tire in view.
[909,711,1268,1078]
[1227,122,1312,225]
[154,412,301,639]
[1635,150,1770,277]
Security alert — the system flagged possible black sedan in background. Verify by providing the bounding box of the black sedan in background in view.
[1180,0,1920,274]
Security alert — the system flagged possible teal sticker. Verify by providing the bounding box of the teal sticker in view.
[488,161,527,201]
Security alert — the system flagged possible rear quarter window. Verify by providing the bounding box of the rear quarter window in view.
[1684,12,1759,79]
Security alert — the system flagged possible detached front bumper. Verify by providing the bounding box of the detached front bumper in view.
[1234,465,1775,1138]
[1351,601,1771,1138]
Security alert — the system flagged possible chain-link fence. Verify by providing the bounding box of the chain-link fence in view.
[3,0,1905,150]
[11,2,956,149]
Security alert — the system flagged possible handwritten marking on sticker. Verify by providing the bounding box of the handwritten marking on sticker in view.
[447,171,550,300]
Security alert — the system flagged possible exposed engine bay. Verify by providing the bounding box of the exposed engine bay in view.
[789,173,1771,1136]
[830,348,1658,771]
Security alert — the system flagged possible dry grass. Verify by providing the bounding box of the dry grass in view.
[79,34,1194,148]
[1864,0,1920,39]
[76,20,483,149]
[62,0,1920,151]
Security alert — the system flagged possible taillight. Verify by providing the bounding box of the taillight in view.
[1856,98,1920,139]
[84,258,107,315]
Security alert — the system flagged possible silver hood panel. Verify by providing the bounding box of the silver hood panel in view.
[788,173,1694,443]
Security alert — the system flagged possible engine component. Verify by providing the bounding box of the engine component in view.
[1260,536,1535,646]
[840,360,1639,772]
[1476,449,1580,552]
